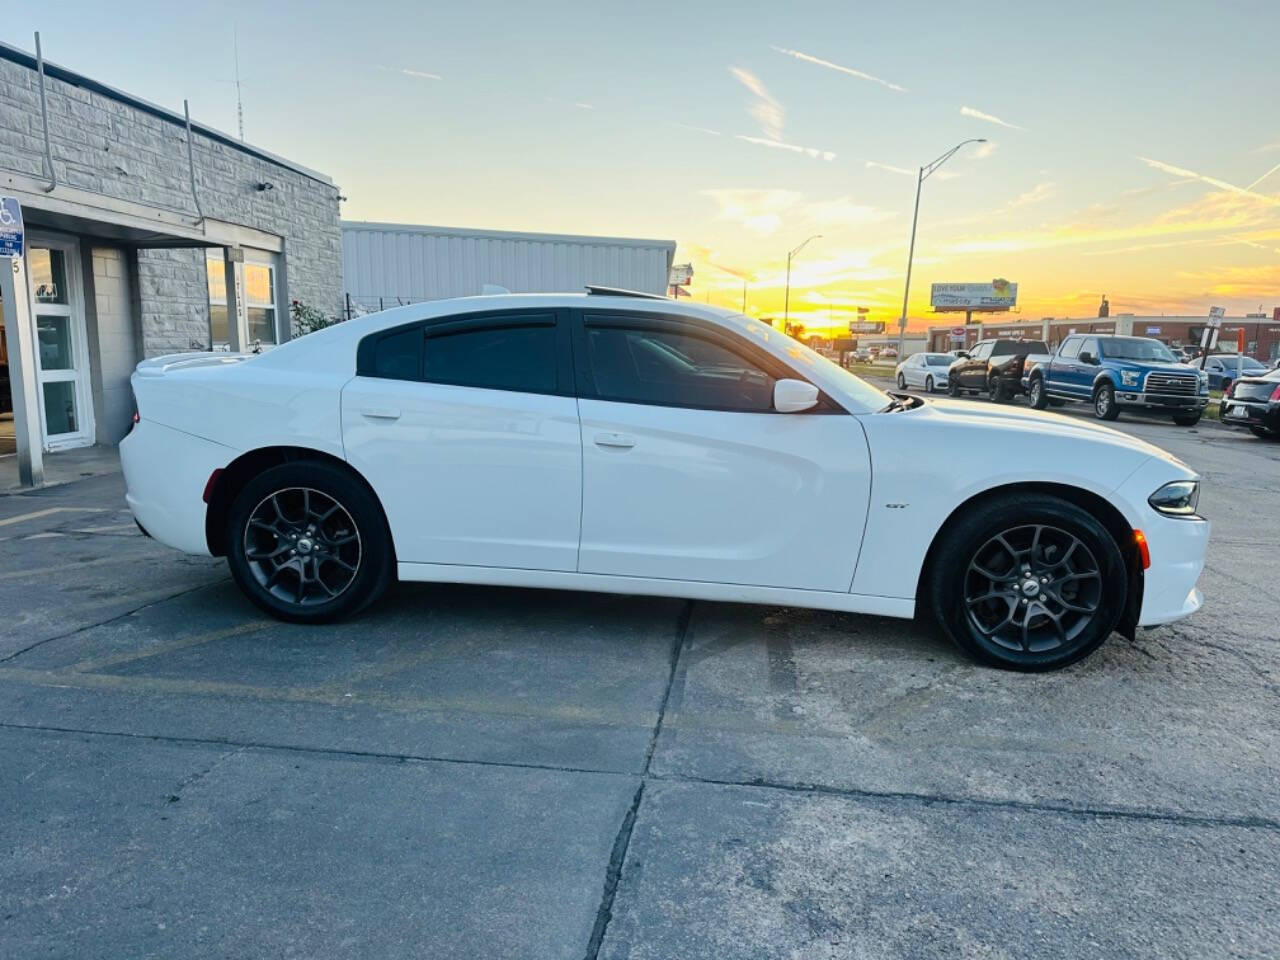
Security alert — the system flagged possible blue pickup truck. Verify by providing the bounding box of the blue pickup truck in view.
[1023,334,1209,425]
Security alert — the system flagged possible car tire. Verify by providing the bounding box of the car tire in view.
[1093,382,1120,420]
[1172,413,1202,427]
[989,378,1011,403]
[225,460,395,624]
[1028,376,1049,410]
[897,373,907,389]
[948,379,960,397]
[926,493,1128,671]
[925,375,935,394]
[1249,425,1277,439]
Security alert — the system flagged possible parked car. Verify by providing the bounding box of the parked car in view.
[948,338,1049,402]
[850,348,873,365]
[895,352,953,393]
[1025,335,1209,425]
[121,290,1208,672]
[1196,354,1268,393]
[878,347,898,361]
[1219,367,1280,439]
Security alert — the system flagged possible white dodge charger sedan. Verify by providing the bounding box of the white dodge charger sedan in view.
[121,289,1208,671]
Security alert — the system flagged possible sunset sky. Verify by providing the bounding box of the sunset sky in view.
[6,0,1280,333]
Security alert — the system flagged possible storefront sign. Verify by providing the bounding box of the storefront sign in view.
[0,196,23,258]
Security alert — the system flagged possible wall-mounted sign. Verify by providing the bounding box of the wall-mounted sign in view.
[0,196,24,259]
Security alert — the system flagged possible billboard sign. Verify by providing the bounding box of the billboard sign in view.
[849,320,884,333]
[930,279,1017,311]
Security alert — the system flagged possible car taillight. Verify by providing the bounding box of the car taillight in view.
[132,410,140,424]
[1272,384,1280,401]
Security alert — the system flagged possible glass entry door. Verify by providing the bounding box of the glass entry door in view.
[27,236,94,449]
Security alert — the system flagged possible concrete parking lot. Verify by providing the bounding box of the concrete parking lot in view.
[2,405,1278,958]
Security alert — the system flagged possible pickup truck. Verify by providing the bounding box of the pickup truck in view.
[947,338,1049,403]
[1023,334,1209,425]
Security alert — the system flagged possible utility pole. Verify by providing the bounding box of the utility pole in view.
[784,234,822,333]
[897,139,986,356]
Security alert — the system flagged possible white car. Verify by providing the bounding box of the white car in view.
[895,352,953,393]
[121,290,1208,671]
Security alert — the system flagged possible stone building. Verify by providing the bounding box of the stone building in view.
[0,37,342,484]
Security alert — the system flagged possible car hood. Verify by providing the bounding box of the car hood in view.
[1106,359,1196,374]
[917,398,1182,463]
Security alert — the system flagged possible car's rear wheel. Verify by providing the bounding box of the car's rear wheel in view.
[225,461,394,623]
[1028,376,1048,410]
[989,377,1011,403]
[926,494,1127,671]
[1093,382,1120,420]
[925,375,935,393]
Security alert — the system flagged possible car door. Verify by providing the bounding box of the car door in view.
[1074,337,1101,395]
[573,311,872,592]
[1052,336,1083,397]
[960,342,990,389]
[341,309,582,571]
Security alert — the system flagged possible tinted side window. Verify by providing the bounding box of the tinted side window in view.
[991,341,1017,356]
[971,343,993,361]
[1059,338,1081,360]
[1080,337,1099,359]
[586,325,776,412]
[425,319,557,394]
[372,327,423,381]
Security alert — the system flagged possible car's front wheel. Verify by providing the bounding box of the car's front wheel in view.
[1093,382,1120,420]
[948,378,960,397]
[225,461,394,623]
[897,372,907,389]
[926,494,1128,670]
[925,375,935,393]
[1172,413,1202,427]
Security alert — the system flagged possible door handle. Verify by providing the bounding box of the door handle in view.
[593,432,636,449]
[360,406,401,420]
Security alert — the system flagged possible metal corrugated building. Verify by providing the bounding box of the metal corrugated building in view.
[341,221,676,312]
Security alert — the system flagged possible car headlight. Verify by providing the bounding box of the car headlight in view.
[1198,372,1209,393]
[1120,370,1140,388]
[1148,480,1200,517]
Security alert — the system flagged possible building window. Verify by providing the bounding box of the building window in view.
[205,253,230,350]
[244,259,278,346]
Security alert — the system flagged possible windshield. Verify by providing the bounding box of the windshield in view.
[1099,337,1177,362]
[738,319,888,410]
[925,354,952,366]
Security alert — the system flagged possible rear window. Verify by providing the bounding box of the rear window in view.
[991,340,1048,356]
[424,322,557,394]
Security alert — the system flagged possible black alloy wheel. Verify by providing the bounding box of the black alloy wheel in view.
[1093,382,1120,420]
[927,494,1127,670]
[226,461,394,623]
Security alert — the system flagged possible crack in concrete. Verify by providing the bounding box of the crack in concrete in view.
[0,578,229,666]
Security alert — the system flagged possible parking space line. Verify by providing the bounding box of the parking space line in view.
[68,619,275,673]
[0,665,658,730]
[0,507,104,528]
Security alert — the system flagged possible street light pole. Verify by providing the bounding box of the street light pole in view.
[784,234,822,333]
[897,139,986,356]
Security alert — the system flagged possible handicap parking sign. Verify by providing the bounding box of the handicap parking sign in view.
[0,196,24,259]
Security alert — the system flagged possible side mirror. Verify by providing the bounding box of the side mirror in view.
[1078,351,1095,365]
[774,378,820,413]
[956,351,969,359]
